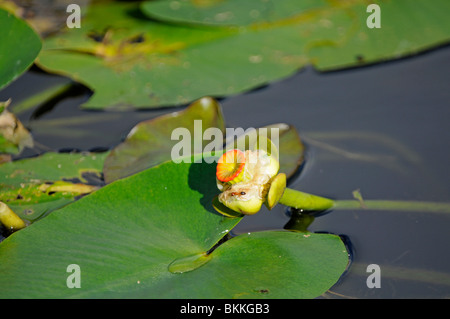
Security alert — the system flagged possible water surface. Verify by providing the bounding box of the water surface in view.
[1,45,449,299]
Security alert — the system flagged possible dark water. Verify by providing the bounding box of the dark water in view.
[1,44,449,298]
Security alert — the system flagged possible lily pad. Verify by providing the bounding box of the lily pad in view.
[141,0,327,27]
[309,0,450,71]
[35,0,450,109]
[143,0,450,71]
[0,158,348,298]
[0,151,108,223]
[0,8,42,90]
[36,2,232,109]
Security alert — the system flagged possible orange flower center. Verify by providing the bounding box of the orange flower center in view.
[216,150,246,183]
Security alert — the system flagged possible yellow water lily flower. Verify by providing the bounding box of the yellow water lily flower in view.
[216,149,246,184]
[216,147,280,215]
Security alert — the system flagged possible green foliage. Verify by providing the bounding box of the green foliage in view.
[0,158,349,298]
[141,0,328,26]
[35,0,450,109]
[103,98,305,183]
[3,0,448,299]
[103,97,225,183]
[0,152,108,222]
[0,8,41,90]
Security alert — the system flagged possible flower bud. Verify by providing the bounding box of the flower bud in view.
[0,201,26,231]
[215,141,281,215]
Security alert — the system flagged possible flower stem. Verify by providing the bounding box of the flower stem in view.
[279,188,334,212]
[333,199,450,214]
[279,188,450,214]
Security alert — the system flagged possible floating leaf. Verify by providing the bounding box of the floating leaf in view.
[35,0,449,109]
[143,0,450,71]
[0,151,108,223]
[141,0,327,26]
[37,2,231,109]
[308,0,450,71]
[0,8,42,89]
[0,158,348,298]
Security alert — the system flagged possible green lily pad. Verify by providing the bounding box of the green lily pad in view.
[143,0,450,70]
[0,8,42,90]
[38,0,450,109]
[0,151,108,223]
[35,0,449,109]
[0,158,348,298]
[309,0,450,71]
[36,2,232,109]
[141,0,327,27]
[103,97,225,183]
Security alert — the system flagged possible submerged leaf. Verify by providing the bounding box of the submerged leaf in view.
[0,151,107,223]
